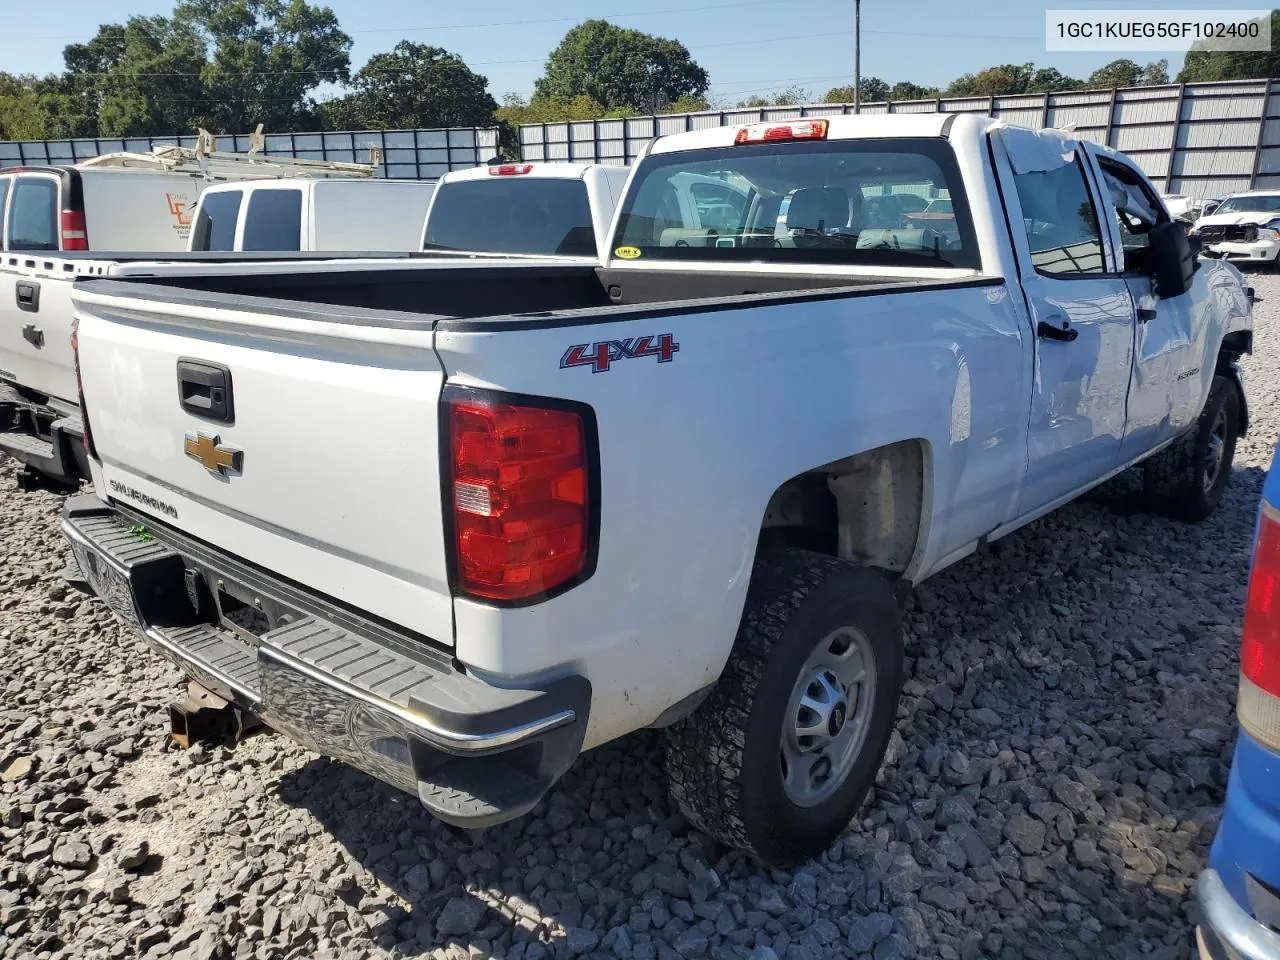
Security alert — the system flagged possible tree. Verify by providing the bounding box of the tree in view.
[771,85,811,106]
[534,20,708,113]
[174,0,352,133]
[1087,58,1143,89]
[887,81,940,101]
[57,16,209,138]
[825,77,889,103]
[946,63,1036,97]
[735,95,772,108]
[320,42,495,130]
[1027,68,1081,93]
[1141,59,1170,85]
[493,93,614,161]
[0,74,47,141]
[1179,13,1279,82]
[664,94,709,113]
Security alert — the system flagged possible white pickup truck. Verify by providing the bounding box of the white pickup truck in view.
[0,163,629,488]
[62,114,1252,866]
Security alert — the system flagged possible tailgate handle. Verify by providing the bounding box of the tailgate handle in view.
[177,360,234,424]
[15,282,39,313]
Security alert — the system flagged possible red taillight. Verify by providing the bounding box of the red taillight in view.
[734,119,829,145]
[69,320,98,460]
[446,390,593,602]
[1241,501,1280,750]
[1244,503,1280,694]
[61,209,87,250]
[488,164,533,176]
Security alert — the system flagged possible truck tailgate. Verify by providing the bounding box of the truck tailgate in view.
[0,256,82,401]
[71,285,454,644]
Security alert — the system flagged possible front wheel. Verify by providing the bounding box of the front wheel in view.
[1143,374,1240,522]
[664,549,903,867]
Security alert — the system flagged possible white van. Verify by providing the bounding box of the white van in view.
[188,179,437,253]
[0,148,375,253]
[421,163,631,259]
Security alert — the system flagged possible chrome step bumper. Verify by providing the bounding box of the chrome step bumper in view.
[61,494,590,828]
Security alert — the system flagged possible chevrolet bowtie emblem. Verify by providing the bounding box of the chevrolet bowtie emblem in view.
[184,432,243,476]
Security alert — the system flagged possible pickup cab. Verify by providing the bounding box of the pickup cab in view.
[63,114,1253,866]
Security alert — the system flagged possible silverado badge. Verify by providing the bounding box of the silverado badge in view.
[184,432,243,476]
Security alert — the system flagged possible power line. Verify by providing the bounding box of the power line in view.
[3,0,819,42]
[25,29,857,81]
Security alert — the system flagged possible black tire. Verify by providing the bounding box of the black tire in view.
[664,549,903,867]
[1142,374,1240,522]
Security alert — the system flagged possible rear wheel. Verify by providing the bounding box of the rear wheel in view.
[664,549,903,867]
[1142,374,1240,522]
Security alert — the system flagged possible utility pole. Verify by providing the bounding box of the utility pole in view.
[854,0,862,114]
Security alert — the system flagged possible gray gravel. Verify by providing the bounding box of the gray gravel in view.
[3,273,1277,960]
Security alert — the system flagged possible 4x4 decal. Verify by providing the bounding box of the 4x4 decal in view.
[560,334,680,373]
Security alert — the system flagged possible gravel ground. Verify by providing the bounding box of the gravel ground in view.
[2,274,1277,960]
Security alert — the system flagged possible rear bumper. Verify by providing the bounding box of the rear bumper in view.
[61,494,590,828]
[1198,870,1280,960]
[0,384,88,486]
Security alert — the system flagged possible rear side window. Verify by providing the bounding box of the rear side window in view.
[190,190,244,251]
[1011,161,1106,276]
[424,179,596,256]
[8,178,58,252]
[241,189,302,251]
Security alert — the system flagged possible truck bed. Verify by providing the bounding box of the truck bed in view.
[87,260,984,322]
[70,259,999,647]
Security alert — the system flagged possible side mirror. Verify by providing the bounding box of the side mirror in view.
[1148,221,1195,299]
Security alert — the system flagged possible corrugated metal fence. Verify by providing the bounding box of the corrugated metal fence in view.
[0,126,501,180]
[520,78,1280,199]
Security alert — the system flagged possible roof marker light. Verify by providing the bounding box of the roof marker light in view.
[734,119,829,146]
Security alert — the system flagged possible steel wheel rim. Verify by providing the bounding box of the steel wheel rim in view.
[1204,407,1228,493]
[780,626,877,808]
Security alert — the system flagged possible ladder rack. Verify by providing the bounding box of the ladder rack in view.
[75,125,378,180]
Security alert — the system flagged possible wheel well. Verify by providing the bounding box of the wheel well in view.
[760,441,926,576]
[1217,332,1251,436]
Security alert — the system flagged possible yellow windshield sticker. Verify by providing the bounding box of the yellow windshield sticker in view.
[614,246,642,260]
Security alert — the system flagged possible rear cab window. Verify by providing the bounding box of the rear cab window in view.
[241,189,302,251]
[7,176,59,252]
[190,190,245,251]
[424,177,597,257]
[610,137,980,269]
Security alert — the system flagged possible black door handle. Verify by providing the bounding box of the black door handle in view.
[15,281,39,313]
[177,359,234,423]
[1037,320,1079,342]
[1137,307,1157,323]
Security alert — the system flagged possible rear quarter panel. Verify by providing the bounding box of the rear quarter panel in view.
[435,282,1031,748]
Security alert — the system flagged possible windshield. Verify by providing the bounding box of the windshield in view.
[611,137,979,269]
[1213,194,1280,215]
[423,178,596,256]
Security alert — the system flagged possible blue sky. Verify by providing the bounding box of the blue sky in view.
[0,0,1225,104]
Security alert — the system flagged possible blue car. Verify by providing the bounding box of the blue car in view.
[1199,443,1280,959]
